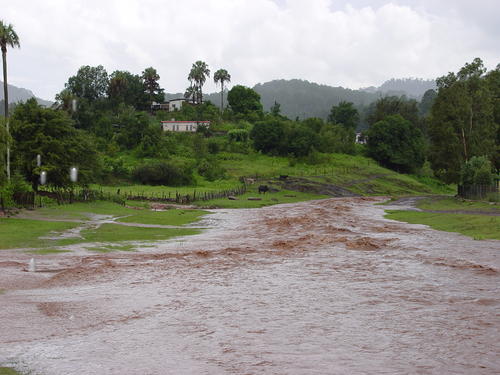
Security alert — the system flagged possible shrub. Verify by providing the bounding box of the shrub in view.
[197,158,226,181]
[228,128,249,142]
[132,161,195,186]
[461,156,494,185]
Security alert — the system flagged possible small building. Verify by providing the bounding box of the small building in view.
[356,132,367,144]
[168,98,185,111]
[151,101,169,111]
[151,98,187,112]
[161,120,210,132]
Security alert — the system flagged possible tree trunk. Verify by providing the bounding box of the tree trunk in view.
[461,127,468,161]
[220,82,224,114]
[2,48,10,181]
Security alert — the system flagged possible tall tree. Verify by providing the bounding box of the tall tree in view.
[428,58,497,183]
[188,61,210,104]
[214,68,231,112]
[0,20,20,181]
[108,70,148,110]
[227,85,263,120]
[65,65,109,101]
[12,99,99,189]
[141,67,164,108]
[184,84,197,104]
[367,114,426,173]
[366,95,420,127]
[328,101,359,130]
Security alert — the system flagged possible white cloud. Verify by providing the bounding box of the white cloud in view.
[1,0,498,100]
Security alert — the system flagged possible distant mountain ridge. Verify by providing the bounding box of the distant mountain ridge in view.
[0,81,53,107]
[361,78,436,98]
[165,77,437,121]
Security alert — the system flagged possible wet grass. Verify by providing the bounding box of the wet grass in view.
[416,196,500,213]
[217,152,453,196]
[194,189,327,208]
[0,368,24,375]
[27,249,71,255]
[57,224,200,245]
[385,210,500,240]
[87,244,136,253]
[33,201,145,220]
[2,202,208,250]
[116,209,208,225]
[91,180,242,197]
[0,219,80,250]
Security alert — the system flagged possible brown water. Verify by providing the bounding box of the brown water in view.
[1,197,499,374]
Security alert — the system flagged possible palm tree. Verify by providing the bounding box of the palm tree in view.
[214,69,231,113]
[0,21,20,181]
[184,84,197,104]
[188,61,210,104]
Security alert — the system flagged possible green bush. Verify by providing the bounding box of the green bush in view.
[461,156,494,185]
[228,128,249,142]
[132,161,195,186]
[0,174,32,208]
[197,158,226,181]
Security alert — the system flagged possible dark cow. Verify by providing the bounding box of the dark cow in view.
[258,185,269,194]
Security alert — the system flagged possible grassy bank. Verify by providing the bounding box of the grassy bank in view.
[0,201,208,251]
[195,189,327,208]
[88,152,453,209]
[0,368,23,375]
[385,196,500,240]
[385,210,500,240]
[416,196,500,213]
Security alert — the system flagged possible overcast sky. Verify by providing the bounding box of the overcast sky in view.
[1,0,499,100]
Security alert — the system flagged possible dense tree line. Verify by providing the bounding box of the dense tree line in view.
[1,56,498,194]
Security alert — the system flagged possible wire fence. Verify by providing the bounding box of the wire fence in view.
[0,184,248,212]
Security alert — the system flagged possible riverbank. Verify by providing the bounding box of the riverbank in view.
[385,196,500,240]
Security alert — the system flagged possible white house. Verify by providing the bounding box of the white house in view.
[168,98,185,111]
[151,98,187,112]
[161,120,210,132]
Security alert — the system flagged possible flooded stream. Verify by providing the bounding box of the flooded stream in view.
[1,197,499,374]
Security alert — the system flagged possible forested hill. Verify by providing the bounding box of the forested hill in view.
[362,78,436,98]
[0,80,53,108]
[168,77,436,121]
[252,79,380,120]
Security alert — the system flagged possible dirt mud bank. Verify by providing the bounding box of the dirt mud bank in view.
[1,197,499,374]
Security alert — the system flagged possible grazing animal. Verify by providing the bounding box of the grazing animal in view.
[279,175,288,180]
[258,185,269,194]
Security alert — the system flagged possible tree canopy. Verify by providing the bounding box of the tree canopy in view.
[11,99,99,189]
[367,114,426,173]
[66,65,109,101]
[328,101,359,130]
[214,68,231,112]
[188,61,210,104]
[228,85,263,120]
[428,58,497,183]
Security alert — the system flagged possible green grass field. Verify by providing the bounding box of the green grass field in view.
[416,196,500,213]
[87,152,453,208]
[385,210,500,240]
[58,224,200,245]
[0,219,80,249]
[195,189,327,208]
[116,208,208,225]
[0,368,23,375]
[1,201,207,251]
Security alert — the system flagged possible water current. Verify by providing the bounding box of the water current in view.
[0,197,499,374]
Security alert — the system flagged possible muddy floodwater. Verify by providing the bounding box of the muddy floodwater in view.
[1,197,499,374]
